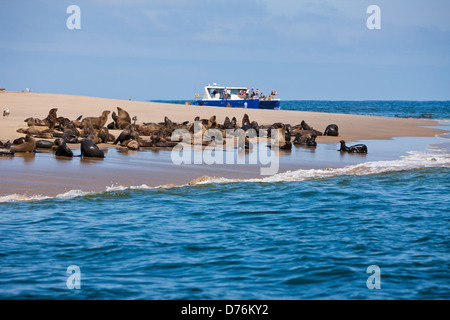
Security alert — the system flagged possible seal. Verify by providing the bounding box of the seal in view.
[36,140,54,149]
[126,140,140,150]
[24,117,40,127]
[62,125,79,144]
[242,114,250,126]
[10,134,36,153]
[55,141,73,158]
[34,128,55,139]
[208,115,217,129]
[80,139,105,158]
[293,132,317,147]
[81,111,111,129]
[53,138,64,149]
[41,108,58,127]
[82,121,101,144]
[113,124,139,145]
[12,137,26,145]
[339,140,368,153]
[296,120,323,137]
[324,124,339,136]
[111,107,132,130]
[164,116,176,130]
[279,141,292,150]
[223,116,234,130]
[98,127,114,143]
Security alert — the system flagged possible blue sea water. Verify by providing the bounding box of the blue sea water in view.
[152,100,450,120]
[1,101,449,300]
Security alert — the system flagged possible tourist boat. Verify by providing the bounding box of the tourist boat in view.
[194,84,280,110]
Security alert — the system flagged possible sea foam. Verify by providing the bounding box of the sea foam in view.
[1,144,448,203]
[188,144,450,185]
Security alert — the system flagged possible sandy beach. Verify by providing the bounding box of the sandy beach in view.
[1,91,449,197]
[0,91,447,143]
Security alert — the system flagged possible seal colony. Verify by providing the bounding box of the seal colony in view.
[0,105,356,160]
[0,89,444,163]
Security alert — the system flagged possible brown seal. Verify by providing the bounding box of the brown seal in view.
[112,107,132,129]
[81,111,110,129]
[113,124,139,145]
[10,134,36,153]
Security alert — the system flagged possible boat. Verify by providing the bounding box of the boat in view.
[194,83,280,110]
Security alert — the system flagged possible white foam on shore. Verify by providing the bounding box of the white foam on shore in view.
[1,144,449,203]
[188,145,450,185]
[0,194,52,203]
[0,189,91,203]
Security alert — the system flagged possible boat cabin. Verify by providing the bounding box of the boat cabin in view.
[202,84,250,100]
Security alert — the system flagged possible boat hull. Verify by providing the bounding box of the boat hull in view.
[259,100,280,110]
[194,99,279,110]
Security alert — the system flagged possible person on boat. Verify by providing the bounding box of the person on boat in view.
[223,87,229,100]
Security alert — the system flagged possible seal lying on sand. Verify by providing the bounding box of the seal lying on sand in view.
[324,124,339,136]
[25,108,58,127]
[10,134,36,153]
[293,133,317,147]
[113,124,139,145]
[339,140,368,153]
[36,140,54,149]
[80,139,105,158]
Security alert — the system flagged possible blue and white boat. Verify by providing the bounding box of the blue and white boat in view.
[194,84,280,110]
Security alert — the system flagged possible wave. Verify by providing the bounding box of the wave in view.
[1,145,449,203]
[195,145,450,185]
[0,189,91,203]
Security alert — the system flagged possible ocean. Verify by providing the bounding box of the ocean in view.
[1,101,449,300]
[152,100,450,120]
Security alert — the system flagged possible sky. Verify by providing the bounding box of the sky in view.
[0,0,449,100]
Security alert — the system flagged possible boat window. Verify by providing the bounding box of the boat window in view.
[209,88,223,99]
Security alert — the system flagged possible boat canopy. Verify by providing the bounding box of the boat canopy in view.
[202,84,249,100]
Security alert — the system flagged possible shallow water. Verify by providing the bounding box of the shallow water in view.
[0,135,446,198]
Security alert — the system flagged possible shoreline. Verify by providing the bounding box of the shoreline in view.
[1,134,449,200]
[1,91,450,200]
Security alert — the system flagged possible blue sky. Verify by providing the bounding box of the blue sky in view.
[1,0,449,100]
